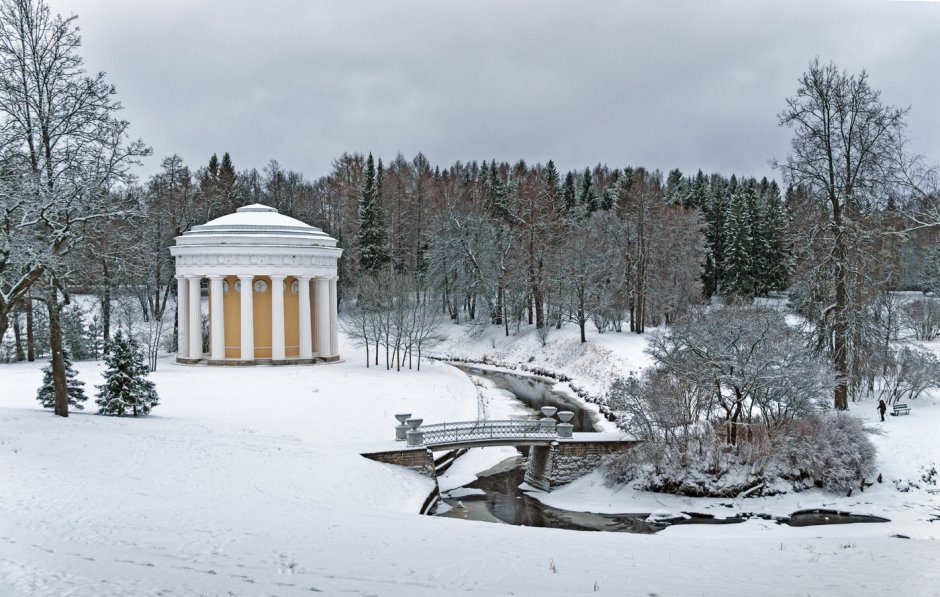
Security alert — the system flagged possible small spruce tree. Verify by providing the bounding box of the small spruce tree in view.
[95,332,159,416]
[37,351,87,410]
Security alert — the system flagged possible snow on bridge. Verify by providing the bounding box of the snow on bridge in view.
[362,410,639,503]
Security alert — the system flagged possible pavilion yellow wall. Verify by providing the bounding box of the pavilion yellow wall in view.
[284,276,300,358]
[253,276,273,358]
[216,275,317,361]
[223,276,241,358]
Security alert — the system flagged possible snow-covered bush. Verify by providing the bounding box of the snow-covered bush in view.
[604,413,876,496]
[779,413,876,492]
[95,332,159,416]
[602,305,875,497]
[36,351,87,410]
[603,424,783,497]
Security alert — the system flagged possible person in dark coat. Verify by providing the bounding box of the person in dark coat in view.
[878,399,887,422]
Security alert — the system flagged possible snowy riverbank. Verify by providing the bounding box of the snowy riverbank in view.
[2,329,939,595]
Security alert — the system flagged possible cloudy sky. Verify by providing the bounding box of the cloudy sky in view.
[62,0,940,182]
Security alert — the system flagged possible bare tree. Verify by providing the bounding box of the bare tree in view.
[644,305,833,445]
[776,59,907,410]
[900,297,940,341]
[0,0,148,416]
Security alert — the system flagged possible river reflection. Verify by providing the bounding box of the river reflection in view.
[437,456,659,533]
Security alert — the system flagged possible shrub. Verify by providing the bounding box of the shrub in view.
[603,413,876,496]
[779,413,877,492]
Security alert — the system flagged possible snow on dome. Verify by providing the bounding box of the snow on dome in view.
[176,204,338,248]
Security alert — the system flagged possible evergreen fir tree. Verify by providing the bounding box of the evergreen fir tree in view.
[542,160,561,209]
[561,172,577,214]
[664,168,686,206]
[486,160,512,221]
[37,351,87,410]
[201,153,220,190]
[702,174,728,296]
[218,152,238,207]
[61,303,91,360]
[601,169,620,211]
[686,169,709,210]
[357,153,390,272]
[579,167,598,213]
[96,332,159,416]
[208,153,220,179]
[743,178,762,292]
[922,245,940,295]
[752,180,790,294]
[722,186,755,299]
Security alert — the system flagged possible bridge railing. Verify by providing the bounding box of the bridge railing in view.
[418,419,556,446]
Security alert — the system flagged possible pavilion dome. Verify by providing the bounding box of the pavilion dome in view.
[177,204,338,248]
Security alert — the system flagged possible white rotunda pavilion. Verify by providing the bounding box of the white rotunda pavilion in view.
[170,204,342,365]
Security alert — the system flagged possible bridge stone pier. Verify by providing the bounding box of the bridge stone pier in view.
[523,438,640,491]
[361,446,436,478]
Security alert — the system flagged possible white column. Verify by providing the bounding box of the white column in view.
[329,277,339,358]
[316,277,331,359]
[209,275,225,361]
[298,276,313,360]
[187,275,203,360]
[238,275,254,361]
[271,274,286,361]
[176,275,189,358]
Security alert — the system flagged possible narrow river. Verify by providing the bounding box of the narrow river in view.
[434,364,890,532]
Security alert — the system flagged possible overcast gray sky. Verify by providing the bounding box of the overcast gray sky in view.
[61,0,940,182]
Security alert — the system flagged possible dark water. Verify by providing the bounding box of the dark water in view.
[455,364,600,432]
[438,456,658,532]
[437,366,891,532]
[437,457,891,532]
[784,509,890,527]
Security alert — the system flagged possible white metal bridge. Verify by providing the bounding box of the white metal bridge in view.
[407,419,565,450]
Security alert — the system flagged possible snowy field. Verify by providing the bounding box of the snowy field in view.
[2,329,940,596]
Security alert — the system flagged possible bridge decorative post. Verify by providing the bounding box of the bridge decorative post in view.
[406,418,424,447]
[557,411,574,438]
[394,413,412,441]
[540,406,558,431]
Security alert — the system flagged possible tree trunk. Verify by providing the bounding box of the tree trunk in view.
[102,260,112,353]
[833,226,849,410]
[26,294,35,361]
[829,192,849,411]
[578,292,587,343]
[47,287,69,418]
[13,311,25,361]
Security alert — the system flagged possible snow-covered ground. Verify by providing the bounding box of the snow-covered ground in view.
[2,328,939,596]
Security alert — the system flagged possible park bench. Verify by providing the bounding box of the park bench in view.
[891,403,910,416]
